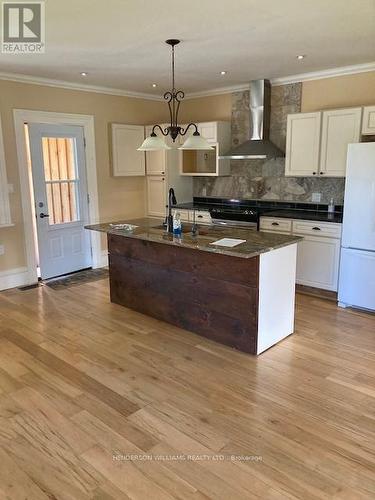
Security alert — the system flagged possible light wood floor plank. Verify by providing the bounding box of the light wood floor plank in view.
[0,280,374,499]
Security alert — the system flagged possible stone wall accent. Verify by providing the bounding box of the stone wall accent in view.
[193,83,345,203]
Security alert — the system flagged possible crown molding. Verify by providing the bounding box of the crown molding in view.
[184,83,250,99]
[270,61,375,86]
[0,61,374,101]
[0,71,162,100]
[185,61,375,97]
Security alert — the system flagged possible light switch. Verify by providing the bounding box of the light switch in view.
[311,192,321,203]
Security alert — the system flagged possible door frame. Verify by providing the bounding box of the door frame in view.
[14,109,101,285]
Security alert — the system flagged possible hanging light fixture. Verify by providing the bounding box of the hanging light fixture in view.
[138,39,213,152]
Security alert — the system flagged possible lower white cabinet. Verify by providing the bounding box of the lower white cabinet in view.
[295,234,340,291]
[260,216,342,291]
[146,176,166,217]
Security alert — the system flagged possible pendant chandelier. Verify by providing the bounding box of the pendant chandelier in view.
[138,39,213,151]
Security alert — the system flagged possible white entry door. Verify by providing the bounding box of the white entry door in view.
[28,123,92,279]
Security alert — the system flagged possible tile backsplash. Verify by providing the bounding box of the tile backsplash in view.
[193,83,345,204]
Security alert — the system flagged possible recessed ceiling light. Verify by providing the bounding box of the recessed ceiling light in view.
[296,55,306,60]
[80,71,88,76]
[220,71,227,75]
[152,83,157,88]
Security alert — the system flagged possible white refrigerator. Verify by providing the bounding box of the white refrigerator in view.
[338,142,375,311]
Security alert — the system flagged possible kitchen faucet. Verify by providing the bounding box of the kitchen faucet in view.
[166,187,177,233]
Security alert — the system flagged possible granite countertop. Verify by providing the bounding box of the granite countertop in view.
[260,209,343,223]
[85,218,302,259]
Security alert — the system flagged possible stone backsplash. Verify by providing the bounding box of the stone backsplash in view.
[193,83,345,204]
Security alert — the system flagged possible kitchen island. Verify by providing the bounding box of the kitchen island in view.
[86,219,301,354]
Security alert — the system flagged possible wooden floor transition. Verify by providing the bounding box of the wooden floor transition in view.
[0,278,374,499]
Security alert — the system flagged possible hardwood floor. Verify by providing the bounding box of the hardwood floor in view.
[0,278,374,499]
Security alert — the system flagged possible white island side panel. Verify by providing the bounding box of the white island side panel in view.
[257,243,297,354]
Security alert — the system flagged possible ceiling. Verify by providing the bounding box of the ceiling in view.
[1,0,374,96]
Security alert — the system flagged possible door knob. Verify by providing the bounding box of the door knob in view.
[40,213,50,218]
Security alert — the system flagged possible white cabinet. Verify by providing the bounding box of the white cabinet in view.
[145,125,167,175]
[145,125,193,218]
[111,124,145,176]
[146,176,166,217]
[198,122,217,143]
[285,113,321,176]
[362,105,375,135]
[180,121,231,176]
[295,235,340,291]
[171,208,213,225]
[259,217,292,233]
[259,216,342,291]
[285,107,362,178]
[319,108,362,177]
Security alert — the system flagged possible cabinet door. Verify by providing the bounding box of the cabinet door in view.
[111,124,145,176]
[198,122,217,143]
[285,113,321,176]
[362,105,375,135]
[146,176,166,217]
[296,235,340,291]
[145,125,167,175]
[319,108,362,177]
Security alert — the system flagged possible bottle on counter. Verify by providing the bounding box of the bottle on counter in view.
[328,198,335,213]
[173,211,182,236]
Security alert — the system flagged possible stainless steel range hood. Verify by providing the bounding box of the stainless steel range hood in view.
[220,79,284,160]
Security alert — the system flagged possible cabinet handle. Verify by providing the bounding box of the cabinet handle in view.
[312,172,317,175]
[320,172,324,175]
[271,222,279,226]
[161,171,165,174]
[197,215,203,218]
[312,227,321,231]
[162,178,165,181]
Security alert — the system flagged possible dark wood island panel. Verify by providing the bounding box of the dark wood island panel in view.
[108,233,260,353]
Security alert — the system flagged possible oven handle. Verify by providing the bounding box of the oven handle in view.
[211,219,258,229]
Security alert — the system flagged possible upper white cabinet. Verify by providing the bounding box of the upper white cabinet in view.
[111,124,145,176]
[180,121,231,176]
[362,105,375,135]
[319,108,362,177]
[285,112,321,177]
[197,122,217,143]
[285,108,362,177]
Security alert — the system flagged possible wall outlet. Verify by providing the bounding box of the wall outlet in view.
[0,245,4,256]
[311,192,321,203]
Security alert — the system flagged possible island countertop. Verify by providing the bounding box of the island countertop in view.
[85,217,301,259]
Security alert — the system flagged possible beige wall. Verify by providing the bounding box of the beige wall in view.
[301,71,375,111]
[0,80,168,272]
[2,70,375,275]
[181,94,232,123]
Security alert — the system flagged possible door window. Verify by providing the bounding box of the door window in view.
[42,137,80,225]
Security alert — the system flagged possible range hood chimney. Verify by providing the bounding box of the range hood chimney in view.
[220,79,284,160]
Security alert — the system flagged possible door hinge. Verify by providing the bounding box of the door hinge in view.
[83,137,87,148]
[87,193,90,204]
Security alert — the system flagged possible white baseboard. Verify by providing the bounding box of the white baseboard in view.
[0,267,36,291]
